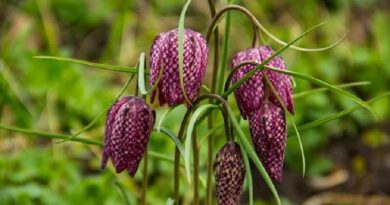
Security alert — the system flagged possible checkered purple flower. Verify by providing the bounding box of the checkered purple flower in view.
[149,28,208,107]
[101,96,155,177]
[214,141,246,205]
[231,46,294,119]
[248,101,287,182]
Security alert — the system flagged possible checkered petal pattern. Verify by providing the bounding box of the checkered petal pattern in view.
[149,28,208,107]
[231,46,294,119]
[101,96,155,177]
[248,101,287,182]
[214,142,246,205]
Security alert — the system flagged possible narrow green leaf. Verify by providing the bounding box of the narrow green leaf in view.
[225,105,281,205]
[294,81,371,99]
[290,92,390,136]
[216,5,232,94]
[266,66,378,118]
[0,124,102,146]
[263,74,305,177]
[223,21,328,98]
[185,104,218,184]
[255,20,348,52]
[287,113,305,176]
[138,52,147,95]
[157,127,185,158]
[240,144,253,205]
[146,64,164,94]
[178,0,193,105]
[201,84,211,94]
[34,56,138,73]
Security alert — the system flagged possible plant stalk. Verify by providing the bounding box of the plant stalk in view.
[192,129,199,205]
[141,149,148,205]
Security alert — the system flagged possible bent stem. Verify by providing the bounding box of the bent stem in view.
[206,5,346,51]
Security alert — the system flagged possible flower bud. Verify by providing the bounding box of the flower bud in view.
[231,46,294,119]
[149,28,208,106]
[248,101,286,182]
[101,96,155,177]
[214,141,246,205]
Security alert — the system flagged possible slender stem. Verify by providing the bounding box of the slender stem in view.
[173,110,192,203]
[173,94,233,204]
[251,24,259,47]
[141,149,148,205]
[206,1,219,204]
[192,129,199,205]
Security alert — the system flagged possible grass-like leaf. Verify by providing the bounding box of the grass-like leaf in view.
[184,104,219,184]
[263,74,305,176]
[157,127,185,159]
[0,124,102,146]
[266,66,378,118]
[287,113,305,176]
[216,4,232,94]
[34,56,138,73]
[178,0,193,105]
[294,81,371,99]
[223,21,328,98]
[138,52,147,95]
[225,105,281,205]
[290,92,390,136]
[240,144,253,205]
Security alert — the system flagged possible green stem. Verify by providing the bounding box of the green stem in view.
[141,149,148,205]
[173,110,192,203]
[192,129,199,205]
[206,1,219,204]
[173,94,233,204]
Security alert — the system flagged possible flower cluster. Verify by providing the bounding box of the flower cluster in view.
[102,28,208,176]
[231,46,293,182]
[101,25,293,204]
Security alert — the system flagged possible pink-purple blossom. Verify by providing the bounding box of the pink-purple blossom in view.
[101,96,155,177]
[149,28,208,106]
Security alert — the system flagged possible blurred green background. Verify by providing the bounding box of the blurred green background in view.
[1,0,389,204]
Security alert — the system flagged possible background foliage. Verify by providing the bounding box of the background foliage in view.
[0,0,389,204]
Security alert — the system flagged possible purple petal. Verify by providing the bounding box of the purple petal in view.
[248,102,287,182]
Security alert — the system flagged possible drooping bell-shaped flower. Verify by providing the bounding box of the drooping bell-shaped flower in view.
[248,101,286,182]
[101,96,155,177]
[149,28,208,106]
[231,46,294,119]
[214,141,246,205]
